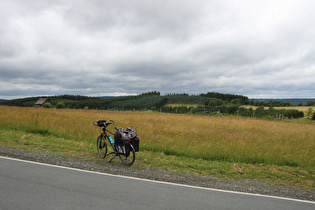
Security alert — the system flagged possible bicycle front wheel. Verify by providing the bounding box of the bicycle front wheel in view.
[118,143,135,166]
[96,136,107,158]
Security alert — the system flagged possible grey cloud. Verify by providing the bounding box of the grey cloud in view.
[1,0,315,99]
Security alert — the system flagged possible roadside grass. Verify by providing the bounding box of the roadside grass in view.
[134,151,314,187]
[0,128,313,187]
[0,106,314,187]
[0,128,94,154]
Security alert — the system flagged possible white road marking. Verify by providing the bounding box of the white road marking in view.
[1,156,314,204]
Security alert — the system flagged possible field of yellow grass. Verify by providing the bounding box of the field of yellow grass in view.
[0,106,314,169]
[243,105,315,115]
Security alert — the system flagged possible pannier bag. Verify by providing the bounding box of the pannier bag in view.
[130,137,139,152]
[114,132,124,145]
[123,127,137,140]
[116,144,130,156]
[114,127,139,152]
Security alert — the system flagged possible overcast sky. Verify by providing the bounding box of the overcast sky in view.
[1,0,315,100]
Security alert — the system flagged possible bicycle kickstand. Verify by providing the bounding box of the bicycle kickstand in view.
[108,152,118,163]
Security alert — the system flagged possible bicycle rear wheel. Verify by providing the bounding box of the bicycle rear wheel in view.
[118,143,135,166]
[96,136,107,158]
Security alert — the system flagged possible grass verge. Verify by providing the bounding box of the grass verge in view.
[0,128,313,188]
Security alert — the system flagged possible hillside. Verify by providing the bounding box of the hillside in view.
[0,95,100,108]
[1,92,314,119]
[0,92,248,110]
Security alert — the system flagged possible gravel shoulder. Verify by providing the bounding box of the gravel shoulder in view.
[1,146,314,201]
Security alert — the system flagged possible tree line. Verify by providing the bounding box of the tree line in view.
[200,92,250,105]
[1,92,314,120]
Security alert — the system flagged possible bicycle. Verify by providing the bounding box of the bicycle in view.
[93,120,136,166]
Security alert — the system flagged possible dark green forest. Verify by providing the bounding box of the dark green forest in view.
[1,92,314,119]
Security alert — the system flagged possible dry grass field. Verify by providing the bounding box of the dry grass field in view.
[244,105,315,114]
[274,106,315,118]
[1,105,314,170]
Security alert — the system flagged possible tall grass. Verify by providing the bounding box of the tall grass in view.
[0,106,314,168]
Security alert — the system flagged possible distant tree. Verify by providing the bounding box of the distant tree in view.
[307,108,314,119]
[67,104,74,109]
[55,102,65,109]
[205,98,224,106]
[84,106,89,110]
[139,91,160,96]
[230,98,242,105]
[306,100,315,106]
[256,106,265,112]
[42,102,52,108]
[255,101,266,106]
[200,92,249,105]
[154,98,168,109]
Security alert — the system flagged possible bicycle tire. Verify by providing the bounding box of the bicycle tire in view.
[118,143,135,166]
[96,136,107,158]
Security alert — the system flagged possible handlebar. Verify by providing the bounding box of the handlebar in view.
[93,120,114,127]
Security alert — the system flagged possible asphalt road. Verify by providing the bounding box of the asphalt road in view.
[1,156,314,210]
